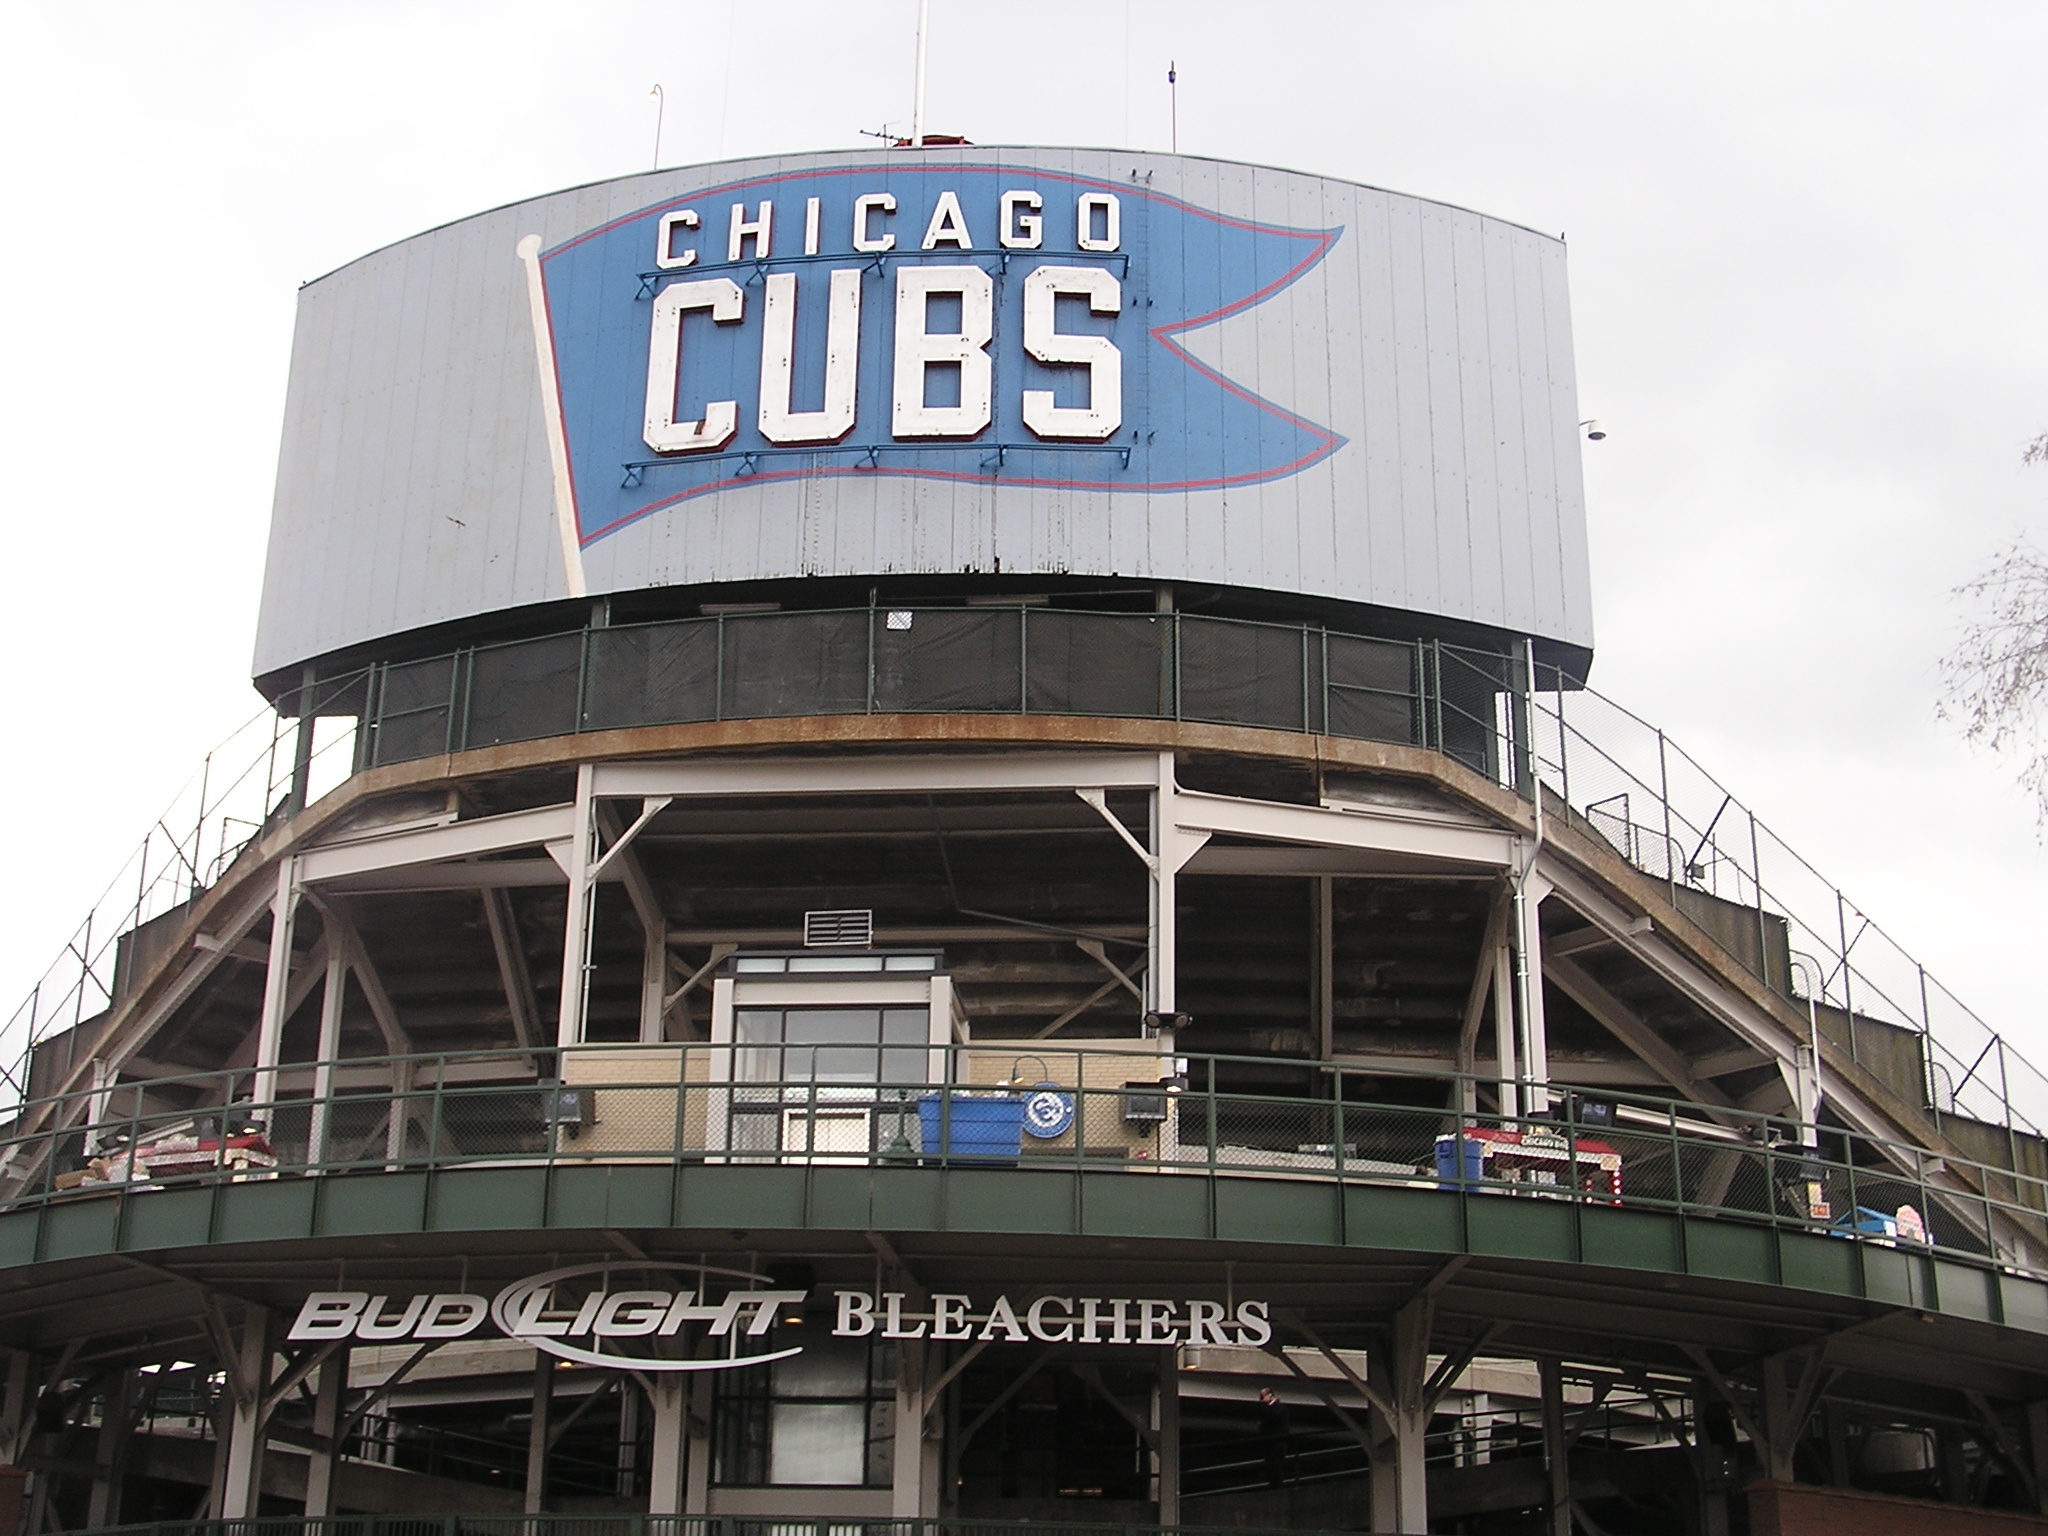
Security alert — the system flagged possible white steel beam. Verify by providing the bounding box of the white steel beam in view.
[1172,788,1518,869]
[1516,871,1553,1113]
[316,897,409,1057]
[1456,886,1514,1114]
[1538,858,1805,1071]
[557,764,597,1048]
[298,803,576,884]
[593,752,1161,800]
[1544,954,1743,1119]
[307,945,348,1167]
[250,859,301,1117]
[482,889,543,1053]
[595,803,670,1044]
[319,859,572,894]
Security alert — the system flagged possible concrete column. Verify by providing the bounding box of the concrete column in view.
[218,1308,274,1519]
[1155,1344,1181,1524]
[1539,1359,1570,1536]
[524,1350,553,1513]
[304,1345,349,1517]
[86,1365,135,1527]
[645,1378,686,1515]
[556,763,596,1047]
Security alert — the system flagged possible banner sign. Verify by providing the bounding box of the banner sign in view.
[287,1264,1268,1372]
[536,165,1342,548]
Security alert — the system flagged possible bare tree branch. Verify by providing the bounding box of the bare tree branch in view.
[1939,431,2048,821]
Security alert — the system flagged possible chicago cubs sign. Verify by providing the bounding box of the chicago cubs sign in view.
[529,166,1342,548]
[255,148,1592,681]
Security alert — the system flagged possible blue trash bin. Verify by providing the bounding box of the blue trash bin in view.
[1434,1134,1486,1189]
[917,1093,1025,1162]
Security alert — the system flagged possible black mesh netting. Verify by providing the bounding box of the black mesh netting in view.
[872,608,1022,712]
[1178,616,1311,732]
[1023,611,1168,716]
[464,633,582,748]
[584,622,719,729]
[719,610,869,718]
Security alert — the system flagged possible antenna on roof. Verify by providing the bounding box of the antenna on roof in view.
[1168,61,1178,154]
[912,0,931,148]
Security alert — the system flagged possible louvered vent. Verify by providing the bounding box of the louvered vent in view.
[803,909,874,948]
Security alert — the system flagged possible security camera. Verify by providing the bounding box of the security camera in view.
[1580,419,1607,441]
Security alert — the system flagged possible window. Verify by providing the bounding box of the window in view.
[734,1008,931,1086]
[714,1330,896,1487]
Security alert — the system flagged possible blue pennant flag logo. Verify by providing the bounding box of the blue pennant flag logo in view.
[537,164,1346,548]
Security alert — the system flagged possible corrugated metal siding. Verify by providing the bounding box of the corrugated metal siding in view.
[253,147,1593,679]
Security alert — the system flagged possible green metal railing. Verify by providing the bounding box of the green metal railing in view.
[8,600,2048,1154]
[101,1520,1325,1536]
[5,1044,2040,1276]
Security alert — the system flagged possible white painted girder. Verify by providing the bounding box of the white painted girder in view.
[592,752,1161,800]
[298,803,576,884]
[1172,787,1519,869]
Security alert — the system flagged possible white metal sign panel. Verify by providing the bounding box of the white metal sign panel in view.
[254,148,1591,679]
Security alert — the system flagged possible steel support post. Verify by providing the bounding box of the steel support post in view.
[252,857,301,1117]
[1539,1359,1570,1536]
[893,1340,933,1518]
[0,1348,31,1466]
[2027,1401,2048,1516]
[85,1364,134,1528]
[616,1377,640,1497]
[685,1373,713,1513]
[1493,941,1519,1119]
[304,1343,349,1516]
[1150,764,1175,1015]
[308,944,347,1168]
[1515,871,1553,1116]
[645,1378,687,1515]
[217,1307,274,1519]
[640,920,668,1043]
[287,665,318,816]
[1369,1301,1431,1533]
[1757,1354,1799,1484]
[524,1347,553,1513]
[1313,877,1335,1060]
[1156,1343,1181,1524]
[556,763,596,1048]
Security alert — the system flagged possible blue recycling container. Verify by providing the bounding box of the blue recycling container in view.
[917,1093,1025,1161]
[1434,1134,1486,1189]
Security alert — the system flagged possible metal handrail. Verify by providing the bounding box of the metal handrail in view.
[97,1520,1323,1536]
[4,602,2043,1152]
[3,1043,2038,1282]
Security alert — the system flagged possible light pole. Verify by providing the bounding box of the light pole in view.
[649,84,664,171]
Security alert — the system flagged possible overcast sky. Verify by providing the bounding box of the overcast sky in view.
[1,2,2043,1066]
